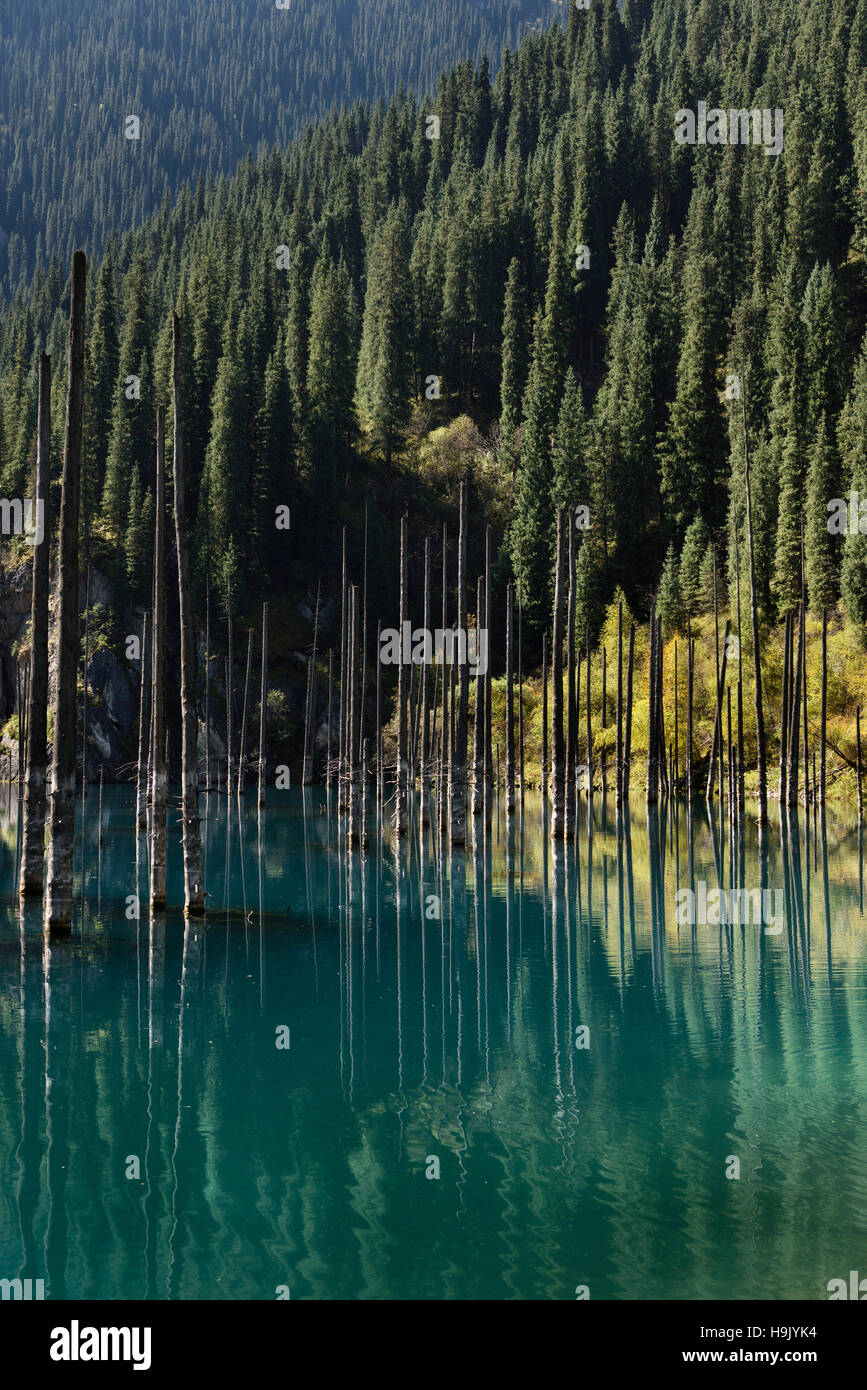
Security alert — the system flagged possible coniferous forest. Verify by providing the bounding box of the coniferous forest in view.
[0,0,568,298]
[2,0,867,1328]
[1,0,866,801]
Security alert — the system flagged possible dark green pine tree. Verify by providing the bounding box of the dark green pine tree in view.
[101,253,152,544]
[124,468,153,597]
[574,534,603,649]
[773,356,809,616]
[658,249,726,538]
[657,542,685,639]
[510,314,557,634]
[285,187,314,422]
[0,328,34,496]
[252,328,293,588]
[307,250,358,499]
[197,312,249,597]
[551,367,587,510]
[83,253,118,524]
[840,333,867,640]
[356,201,413,464]
[801,262,846,435]
[679,513,711,616]
[499,256,528,442]
[805,413,838,611]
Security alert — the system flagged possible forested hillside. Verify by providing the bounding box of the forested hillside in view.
[1,0,866,673]
[0,0,567,297]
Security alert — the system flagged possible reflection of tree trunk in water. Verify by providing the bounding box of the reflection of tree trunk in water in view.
[43,937,74,1296]
[144,912,166,1298]
[167,917,202,1298]
[17,931,44,1289]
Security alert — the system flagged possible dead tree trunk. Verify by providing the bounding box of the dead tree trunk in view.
[550,506,566,838]
[421,536,433,822]
[238,629,253,794]
[472,574,483,817]
[135,611,150,832]
[706,619,731,802]
[566,522,576,833]
[303,581,321,785]
[541,630,549,799]
[225,577,234,796]
[505,581,515,813]
[204,581,211,791]
[149,404,168,909]
[172,313,204,911]
[394,513,409,835]
[820,608,827,805]
[779,609,792,802]
[258,602,268,807]
[857,706,864,823]
[615,600,623,808]
[326,649,334,789]
[742,361,767,821]
[348,585,360,844]
[451,481,468,842]
[438,522,448,832]
[624,623,635,802]
[19,350,52,897]
[81,563,91,799]
[484,525,493,829]
[45,251,86,934]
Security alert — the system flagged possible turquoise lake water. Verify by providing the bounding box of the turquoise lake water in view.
[0,787,865,1300]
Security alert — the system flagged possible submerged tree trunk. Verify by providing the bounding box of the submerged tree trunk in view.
[20,351,52,898]
[484,525,493,828]
[422,537,433,822]
[172,313,204,912]
[303,581,321,785]
[45,251,86,934]
[541,630,549,799]
[149,405,168,909]
[550,507,565,838]
[472,574,483,817]
[258,602,269,806]
[238,629,253,794]
[505,580,515,814]
[394,513,409,835]
[135,611,151,832]
[565,522,576,834]
[452,487,470,839]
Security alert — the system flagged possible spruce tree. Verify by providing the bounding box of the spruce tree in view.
[840,334,867,640]
[356,202,413,464]
[805,413,838,611]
